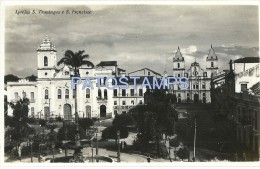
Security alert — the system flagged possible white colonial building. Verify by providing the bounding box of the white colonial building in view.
[6,36,150,120]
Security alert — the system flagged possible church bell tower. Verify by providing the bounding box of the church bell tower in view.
[37,35,57,79]
[173,46,185,77]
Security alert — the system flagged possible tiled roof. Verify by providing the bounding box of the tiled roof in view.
[250,82,260,95]
[96,61,117,66]
[128,68,162,76]
[234,57,260,63]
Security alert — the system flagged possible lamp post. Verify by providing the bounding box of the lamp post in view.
[64,127,68,156]
[168,137,172,162]
[117,130,120,163]
[91,141,94,163]
[193,117,197,162]
[51,142,55,163]
[28,137,33,163]
[96,127,99,162]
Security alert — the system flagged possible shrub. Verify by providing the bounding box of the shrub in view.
[57,125,86,142]
[39,119,47,127]
[78,118,94,131]
[102,126,128,140]
[176,147,190,161]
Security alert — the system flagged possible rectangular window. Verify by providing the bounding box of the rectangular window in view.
[31,107,35,117]
[130,89,135,96]
[122,89,126,96]
[178,74,180,77]
[58,89,62,99]
[131,100,134,105]
[65,89,69,99]
[86,89,90,98]
[114,101,117,105]
[73,90,75,98]
[241,84,247,92]
[193,85,195,89]
[30,92,34,100]
[202,84,206,89]
[196,85,199,89]
[139,89,143,96]
[122,100,126,105]
[113,89,117,97]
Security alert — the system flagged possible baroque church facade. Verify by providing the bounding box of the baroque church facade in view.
[7,36,219,120]
[170,45,218,103]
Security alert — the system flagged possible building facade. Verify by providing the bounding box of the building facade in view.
[212,58,260,160]
[170,45,218,103]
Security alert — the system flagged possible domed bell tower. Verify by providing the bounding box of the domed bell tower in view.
[37,35,57,79]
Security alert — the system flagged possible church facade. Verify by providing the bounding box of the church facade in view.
[169,46,218,103]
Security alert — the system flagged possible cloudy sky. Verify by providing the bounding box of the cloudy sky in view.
[5,5,259,77]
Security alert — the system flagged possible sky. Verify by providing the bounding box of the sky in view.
[5,5,259,77]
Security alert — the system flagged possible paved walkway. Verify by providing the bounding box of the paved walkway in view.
[5,147,170,163]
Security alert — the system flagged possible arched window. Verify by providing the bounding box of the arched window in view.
[45,89,49,99]
[104,89,107,99]
[86,88,90,98]
[44,56,48,66]
[98,89,101,99]
[57,89,61,99]
[177,63,180,68]
[65,89,69,99]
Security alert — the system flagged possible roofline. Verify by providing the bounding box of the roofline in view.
[128,68,162,76]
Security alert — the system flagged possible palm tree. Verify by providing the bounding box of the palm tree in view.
[57,50,94,124]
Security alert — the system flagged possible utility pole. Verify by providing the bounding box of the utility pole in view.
[193,117,197,162]
[96,127,99,162]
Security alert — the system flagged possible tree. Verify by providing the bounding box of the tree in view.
[57,50,94,124]
[78,118,94,131]
[128,89,179,156]
[169,135,179,148]
[4,74,20,84]
[39,119,47,127]
[102,126,128,143]
[25,75,37,81]
[6,98,35,143]
[57,125,86,142]
[9,98,30,121]
[176,147,190,161]
[112,113,135,127]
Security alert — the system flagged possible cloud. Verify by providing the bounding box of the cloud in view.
[4,5,259,77]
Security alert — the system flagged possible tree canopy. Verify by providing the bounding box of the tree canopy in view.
[128,89,178,146]
[4,74,20,84]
